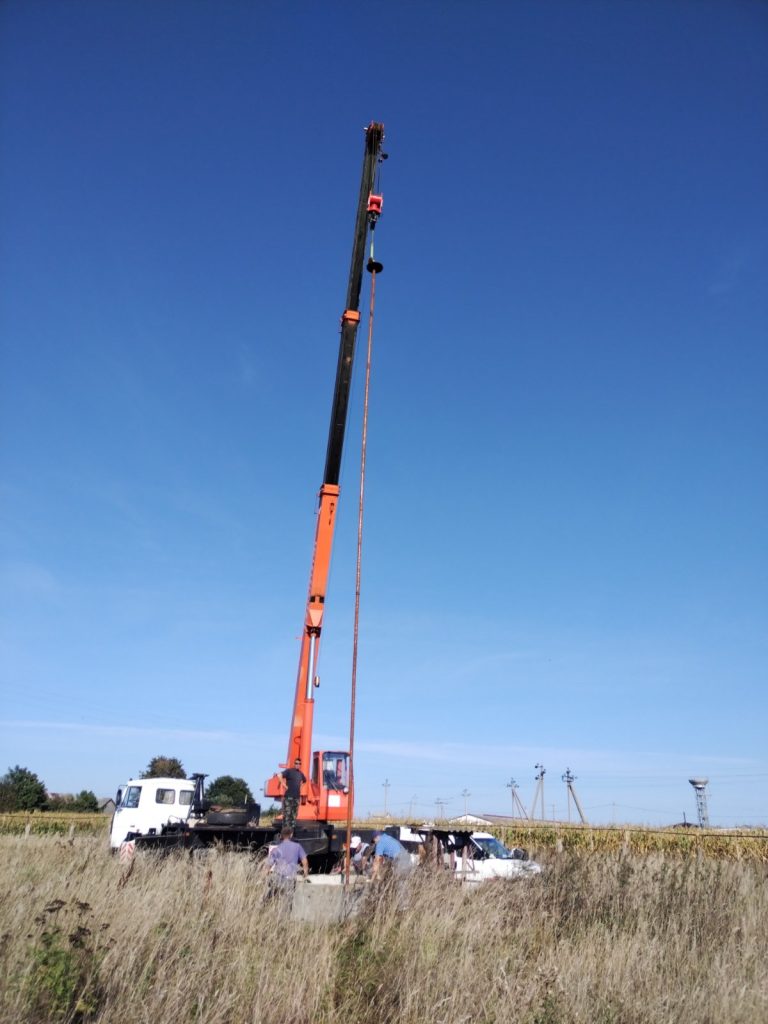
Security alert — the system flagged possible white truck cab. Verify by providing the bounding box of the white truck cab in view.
[110,777,195,849]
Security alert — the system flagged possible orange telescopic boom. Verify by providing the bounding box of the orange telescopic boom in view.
[264,123,385,824]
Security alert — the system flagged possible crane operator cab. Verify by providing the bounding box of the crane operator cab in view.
[265,750,351,824]
[319,751,349,791]
[314,749,351,820]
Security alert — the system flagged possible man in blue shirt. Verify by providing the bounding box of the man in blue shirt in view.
[372,830,411,879]
[267,827,309,893]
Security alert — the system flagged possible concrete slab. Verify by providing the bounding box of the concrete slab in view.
[291,875,368,922]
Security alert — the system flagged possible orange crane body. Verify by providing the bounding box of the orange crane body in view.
[264,126,384,824]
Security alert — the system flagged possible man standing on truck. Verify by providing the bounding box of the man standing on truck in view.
[281,758,305,829]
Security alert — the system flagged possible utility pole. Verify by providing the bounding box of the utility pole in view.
[566,773,571,822]
[408,794,417,819]
[435,797,446,820]
[562,768,588,824]
[507,777,528,819]
[461,789,471,816]
[530,764,546,821]
[382,778,390,817]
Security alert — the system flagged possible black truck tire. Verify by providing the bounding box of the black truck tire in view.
[206,809,251,826]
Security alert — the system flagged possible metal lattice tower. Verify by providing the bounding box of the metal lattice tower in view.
[689,777,710,828]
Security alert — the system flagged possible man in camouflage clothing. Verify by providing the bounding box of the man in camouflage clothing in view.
[281,758,306,829]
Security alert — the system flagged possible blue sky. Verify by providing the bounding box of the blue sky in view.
[1,1,766,826]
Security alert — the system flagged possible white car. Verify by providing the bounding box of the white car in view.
[453,831,542,882]
[393,826,541,883]
[110,777,195,849]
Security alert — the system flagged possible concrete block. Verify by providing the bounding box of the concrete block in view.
[291,875,368,923]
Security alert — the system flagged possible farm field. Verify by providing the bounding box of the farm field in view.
[1,834,766,1024]
[3,811,767,861]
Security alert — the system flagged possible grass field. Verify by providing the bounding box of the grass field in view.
[1,834,765,1023]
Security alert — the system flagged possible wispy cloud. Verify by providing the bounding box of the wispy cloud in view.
[350,736,762,775]
[0,562,61,598]
[0,719,244,743]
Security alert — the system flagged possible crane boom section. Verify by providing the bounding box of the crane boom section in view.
[324,122,384,487]
[264,123,384,821]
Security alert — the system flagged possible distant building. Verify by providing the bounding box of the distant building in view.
[448,811,495,827]
[448,813,554,827]
[98,798,116,815]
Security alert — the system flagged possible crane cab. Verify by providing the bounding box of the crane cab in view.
[311,750,351,822]
[264,749,352,824]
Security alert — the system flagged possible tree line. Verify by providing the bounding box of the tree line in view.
[0,766,99,813]
[0,756,257,813]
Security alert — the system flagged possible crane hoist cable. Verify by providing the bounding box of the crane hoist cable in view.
[344,211,382,883]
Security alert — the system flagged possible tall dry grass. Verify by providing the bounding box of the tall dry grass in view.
[1,835,765,1024]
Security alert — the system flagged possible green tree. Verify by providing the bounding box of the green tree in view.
[0,765,47,811]
[72,790,99,813]
[0,782,14,812]
[206,775,254,807]
[141,756,186,779]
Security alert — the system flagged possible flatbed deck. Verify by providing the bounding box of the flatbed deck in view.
[130,820,357,872]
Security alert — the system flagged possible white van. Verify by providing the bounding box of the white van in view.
[394,826,541,884]
[452,831,542,883]
[110,777,196,849]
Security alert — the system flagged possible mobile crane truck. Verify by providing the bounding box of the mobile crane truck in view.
[113,122,386,870]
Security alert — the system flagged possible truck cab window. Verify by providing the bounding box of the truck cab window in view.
[155,789,175,805]
[123,786,141,809]
[179,791,193,806]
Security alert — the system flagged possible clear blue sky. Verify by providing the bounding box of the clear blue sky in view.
[1,1,766,826]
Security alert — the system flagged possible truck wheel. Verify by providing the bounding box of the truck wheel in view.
[206,809,250,826]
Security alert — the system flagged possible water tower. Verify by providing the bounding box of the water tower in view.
[688,777,710,828]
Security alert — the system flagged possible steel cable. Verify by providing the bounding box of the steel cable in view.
[344,262,378,884]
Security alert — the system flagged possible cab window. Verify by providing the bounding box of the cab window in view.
[122,786,141,809]
[179,790,193,806]
[155,788,175,805]
[321,752,348,790]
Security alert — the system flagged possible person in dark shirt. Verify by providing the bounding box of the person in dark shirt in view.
[281,758,306,829]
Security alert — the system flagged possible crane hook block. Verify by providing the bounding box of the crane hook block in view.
[367,193,383,218]
[366,257,384,274]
